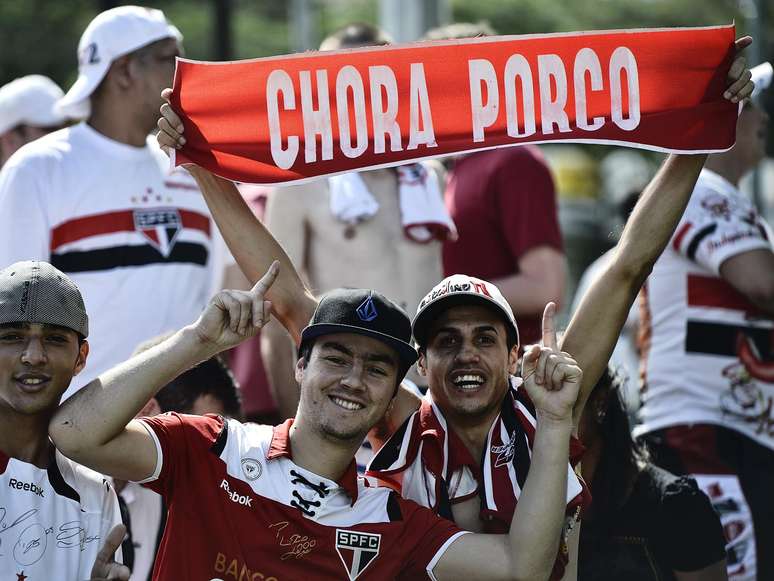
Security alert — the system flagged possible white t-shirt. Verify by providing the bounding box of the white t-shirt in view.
[0,123,224,399]
[0,447,123,579]
[636,169,774,449]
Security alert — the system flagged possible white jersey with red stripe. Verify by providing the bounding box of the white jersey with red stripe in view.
[0,123,225,400]
[635,169,774,448]
[137,413,467,581]
[0,446,123,580]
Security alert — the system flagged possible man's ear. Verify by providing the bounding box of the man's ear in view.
[295,357,306,384]
[105,55,134,91]
[416,349,428,377]
[507,344,520,375]
[73,340,89,376]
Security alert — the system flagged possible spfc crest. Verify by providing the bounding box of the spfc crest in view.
[134,208,182,257]
[335,529,381,580]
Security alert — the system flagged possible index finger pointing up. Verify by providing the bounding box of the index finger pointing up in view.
[541,302,558,350]
[91,524,126,574]
[251,260,280,298]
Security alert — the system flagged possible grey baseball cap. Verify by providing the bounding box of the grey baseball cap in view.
[0,261,88,337]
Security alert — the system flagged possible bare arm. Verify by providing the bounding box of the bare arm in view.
[719,248,774,315]
[492,246,566,315]
[158,90,316,342]
[563,153,706,426]
[261,317,301,420]
[186,167,315,342]
[433,304,581,581]
[564,40,755,426]
[50,265,279,481]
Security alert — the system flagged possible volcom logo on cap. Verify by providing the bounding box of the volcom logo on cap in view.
[356,294,378,322]
[335,529,381,580]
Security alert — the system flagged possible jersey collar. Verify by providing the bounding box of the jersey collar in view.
[267,418,360,504]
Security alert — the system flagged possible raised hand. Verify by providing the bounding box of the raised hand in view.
[156,87,186,154]
[90,524,131,581]
[193,261,279,351]
[521,302,582,424]
[724,36,754,103]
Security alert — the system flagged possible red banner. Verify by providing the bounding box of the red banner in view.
[171,25,737,185]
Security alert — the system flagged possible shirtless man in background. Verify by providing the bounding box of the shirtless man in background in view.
[262,23,453,420]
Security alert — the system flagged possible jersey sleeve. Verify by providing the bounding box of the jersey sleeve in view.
[658,476,726,571]
[394,494,470,580]
[0,156,51,265]
[494,149,563,261]
[674,188,771,275]
[136,412,226,501]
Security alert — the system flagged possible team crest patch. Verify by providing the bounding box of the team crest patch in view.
[356,294,378,322]
[335,529,381,580]
[134,208,182,257]
[241,458,262,481]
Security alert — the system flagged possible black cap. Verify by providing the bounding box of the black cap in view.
[300,288,418,373]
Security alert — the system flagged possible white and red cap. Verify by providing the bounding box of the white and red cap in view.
[412,274,519,348]
[0,75,67,134]
[56,5,182,119]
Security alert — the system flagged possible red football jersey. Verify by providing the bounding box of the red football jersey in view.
[138,413,467,580]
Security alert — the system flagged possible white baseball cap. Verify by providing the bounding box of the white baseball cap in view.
[0,75,67,135]
[412,274,519,348]
[56,5,182,119]
[751,62,773,100]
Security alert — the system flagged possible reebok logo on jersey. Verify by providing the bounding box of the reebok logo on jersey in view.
[335,529,381,580]
[219,479,253,507]
[8,478,44,497]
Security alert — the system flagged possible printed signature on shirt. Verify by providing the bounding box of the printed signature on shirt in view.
[268,521,317,560]
[0,507,100,567]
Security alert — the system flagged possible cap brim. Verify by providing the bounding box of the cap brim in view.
[300,323,418,370]
[56,65,109,119]
[412,292,519,347]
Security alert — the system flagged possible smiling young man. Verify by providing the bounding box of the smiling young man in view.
[0,261,123,580]
[50,259,585,580]
[151,34,755,580]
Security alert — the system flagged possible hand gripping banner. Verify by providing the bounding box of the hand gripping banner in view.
[171,24,738,185]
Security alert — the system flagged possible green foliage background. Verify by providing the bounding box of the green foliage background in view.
[1,0,769,89]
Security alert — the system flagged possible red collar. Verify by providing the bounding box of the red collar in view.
[267,418,360,504]
[418,401,481,480]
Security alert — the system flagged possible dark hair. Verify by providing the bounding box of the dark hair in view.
[417,302,519,353]
[587,366,649,533]
[320,23,391,50]
[155,355,243,420]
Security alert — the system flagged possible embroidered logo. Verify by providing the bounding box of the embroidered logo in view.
[133,208,182,257]
[356,294,378,322]
[241,458,262,481]
[491,438,516,468]
[335,529,381,580]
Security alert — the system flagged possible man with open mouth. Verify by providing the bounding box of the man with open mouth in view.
[143,35,754,580]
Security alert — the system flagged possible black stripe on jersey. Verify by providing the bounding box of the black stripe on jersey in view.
[47,446,81,503]
[502,394,530,490]
[387,491,403,522]
[686,224,718,261]
[51,242,208,273]
[210,419,229,456]
[685,320,772,358]
[368,414,412,471]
